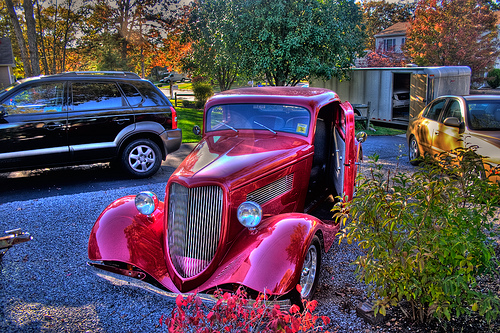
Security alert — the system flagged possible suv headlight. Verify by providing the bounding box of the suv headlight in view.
[237,201,262,230]
[135,191,158,216]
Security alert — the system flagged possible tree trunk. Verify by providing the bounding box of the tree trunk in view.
[35,0,50,75]
[4,0,32,77]
[23,0,41,76]
[61,0,75,73]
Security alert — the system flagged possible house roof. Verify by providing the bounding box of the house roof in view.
[0,38,15,66]
[374,22,411,38]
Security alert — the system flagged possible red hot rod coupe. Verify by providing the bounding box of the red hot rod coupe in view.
[88,87,366,303]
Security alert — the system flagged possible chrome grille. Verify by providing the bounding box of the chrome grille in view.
[167,183,223,278]
[246,174,294,205]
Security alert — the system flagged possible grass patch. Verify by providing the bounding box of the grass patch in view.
[356,122,406,136]
[156,82,193,90]
[176,106,203,143]
[177,82,192,90]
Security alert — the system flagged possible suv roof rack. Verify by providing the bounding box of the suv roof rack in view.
[56,71,141,79]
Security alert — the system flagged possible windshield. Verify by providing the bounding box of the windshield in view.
[467,100,500,131]
[206,104,311,136]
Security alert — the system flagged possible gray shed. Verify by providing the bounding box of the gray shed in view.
[0,37,16,89]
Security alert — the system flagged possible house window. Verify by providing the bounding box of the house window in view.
[385,38,396,52]
[401,37,406,46]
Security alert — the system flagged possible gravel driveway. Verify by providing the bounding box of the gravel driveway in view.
[0,136,411,332]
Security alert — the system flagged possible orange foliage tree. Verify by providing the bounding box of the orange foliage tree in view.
[405,0,499,82]
[363,50,407,67]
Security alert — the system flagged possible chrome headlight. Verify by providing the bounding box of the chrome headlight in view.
[135,191,158,216]
[237,201,262,230]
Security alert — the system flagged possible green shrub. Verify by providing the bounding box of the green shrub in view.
[336,147,500,324]
[181,100,195,108]
[192,81,214,109]
[487,68,500,89]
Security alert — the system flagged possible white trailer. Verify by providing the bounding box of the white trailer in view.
[311,66,471,126]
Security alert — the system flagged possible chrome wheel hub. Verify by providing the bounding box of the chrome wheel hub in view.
[129,145,155,172]
[299,244,317,298]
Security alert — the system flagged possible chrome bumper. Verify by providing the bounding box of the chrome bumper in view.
[88,262,291,308]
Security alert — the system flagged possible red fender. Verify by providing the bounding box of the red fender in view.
[88,196,180,292]
[197,213,331,296]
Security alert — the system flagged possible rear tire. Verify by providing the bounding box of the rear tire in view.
[121,139,162,178]
[298,235,322,301]
[409,136,421,166]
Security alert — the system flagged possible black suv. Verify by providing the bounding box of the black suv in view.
[0,71,181,178]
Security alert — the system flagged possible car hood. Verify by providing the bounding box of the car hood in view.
[171,133,311,191]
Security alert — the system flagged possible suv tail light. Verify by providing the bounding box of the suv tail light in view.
[170,106,178,129]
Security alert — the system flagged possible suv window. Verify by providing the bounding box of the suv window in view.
[72,82,125,111]
[119,83,143,106]
[423,99,446,121]
[132,81,168,107]
[2,82,64,114]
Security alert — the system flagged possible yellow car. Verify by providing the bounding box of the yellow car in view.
[407,95,500,178]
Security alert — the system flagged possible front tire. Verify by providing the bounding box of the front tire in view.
[121,139,162,178]
[409,136,421,166]
[299,235,322,301]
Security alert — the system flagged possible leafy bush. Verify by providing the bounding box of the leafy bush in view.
[161,286,331,332]
[487,68,500,89]
[181,100,195,108]
[192,81,214,109]
[337,147,500,324]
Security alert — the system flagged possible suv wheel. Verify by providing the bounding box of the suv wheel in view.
[121,139,162,178]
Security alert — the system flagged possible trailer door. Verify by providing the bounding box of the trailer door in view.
[410,74,428,121]
[333,101,356,200]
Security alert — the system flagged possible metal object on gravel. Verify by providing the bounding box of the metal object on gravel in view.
[0,228,32,259]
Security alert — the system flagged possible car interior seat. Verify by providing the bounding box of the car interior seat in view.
[309,119,327,185]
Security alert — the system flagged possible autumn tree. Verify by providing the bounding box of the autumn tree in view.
[362,0,416,51]
[35,0,83,75]
[405,0,499,81]
[363,51,407,67]
[75,0,184,74]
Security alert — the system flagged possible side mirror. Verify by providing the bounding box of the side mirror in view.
[356,131,367,143]
[443,117,461,128]
[193,125,202,136]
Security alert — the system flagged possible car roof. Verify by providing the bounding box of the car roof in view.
[436,95,500,101]
[17,71,142,84]
[205,86,341,111]
[462,95,500,101]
